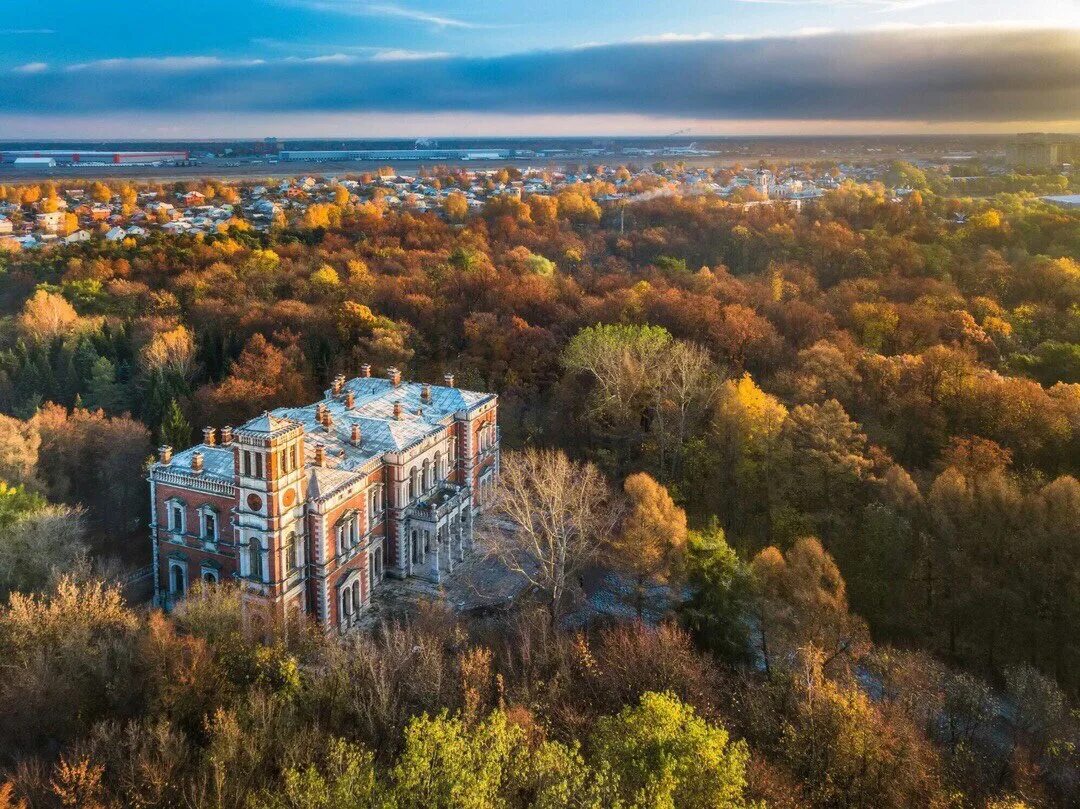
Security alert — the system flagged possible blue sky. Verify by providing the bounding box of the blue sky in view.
[2,0,1078,136]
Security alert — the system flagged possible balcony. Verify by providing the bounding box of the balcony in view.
[407,482,468,525]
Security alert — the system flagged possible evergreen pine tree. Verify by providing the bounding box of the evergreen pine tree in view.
[160,399,192,450]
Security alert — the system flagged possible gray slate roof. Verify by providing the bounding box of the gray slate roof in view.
[159,376,493,498]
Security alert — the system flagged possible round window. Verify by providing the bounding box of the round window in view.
[283,488,296,508]
[247,493,263,511]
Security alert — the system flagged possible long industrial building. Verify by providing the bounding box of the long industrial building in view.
[280,149,510,162]
[0,150,189,165]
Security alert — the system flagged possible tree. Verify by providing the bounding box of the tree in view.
[0,501,87,599]
[160,399,191,450]
[83,357,126,413]
[750,537,869,674]
[773,399,872,543]
[562,323,673,465]
[0,414,41,489]
[251,737,376,809]
[781,649,943,809]
[17,290,80,343]
[443,191,468,222]
[483,448,615,624]
[89,182,111,204]
[589,691,754,809]
[610,473,687,617]
[681,519,754,662]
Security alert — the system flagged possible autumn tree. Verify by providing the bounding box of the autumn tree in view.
[483,448,616,624]
[442,191,468,222]
[610,472,687,617]
[751,537,869,674]
[17,290,81,343]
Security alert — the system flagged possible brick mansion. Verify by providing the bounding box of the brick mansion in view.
[148,367,498,630]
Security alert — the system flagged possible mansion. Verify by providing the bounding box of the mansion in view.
[148,367,498,630]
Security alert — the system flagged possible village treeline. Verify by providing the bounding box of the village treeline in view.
[0,170,1077,807]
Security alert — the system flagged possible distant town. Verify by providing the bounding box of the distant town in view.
[1,132,1077,251]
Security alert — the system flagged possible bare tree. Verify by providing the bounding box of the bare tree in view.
[481,448,616,624]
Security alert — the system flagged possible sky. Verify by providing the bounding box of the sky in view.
[1,0,1078,137]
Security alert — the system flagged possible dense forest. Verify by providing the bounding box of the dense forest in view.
[0,174,1077,807]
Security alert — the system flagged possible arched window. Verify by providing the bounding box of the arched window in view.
[167,499,186,534]
[342,587,352,619]
[422,459,431,491]
[202,569,218,584]
[248,536,263,580]
[170,562,187,595]
[352,580,361,611]
[434,451,442,482]
[286,532,298,571]
[409,467,419,500]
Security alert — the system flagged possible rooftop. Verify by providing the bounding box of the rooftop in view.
[157,374,494,499]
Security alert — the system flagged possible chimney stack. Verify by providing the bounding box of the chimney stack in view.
[158,445,173,465]
[443,371,455,388]
[323,409,333,430]
[388,367,402,387]
[393,401,403,420]
[360,363,372,378]
[332,374,345,396]
[345,390,355,409]
[220,426,233,445]
[421,383,431,402]
[203,426,216,446]
[191,451,204,473]
[314,444,325,467]
[351,423,362,446]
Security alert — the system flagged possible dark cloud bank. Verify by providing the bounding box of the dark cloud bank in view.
[4,27,1078,122]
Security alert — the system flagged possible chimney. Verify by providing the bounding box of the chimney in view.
[360,363,372,378]
[351,423,362,446]
[332,374,345,396]
[191,451,204,473]
[202,426,216,446]
[315,403,325,422]
[388,367,402,387]
[443,371,455,388]
[393,401,403,420]
[345,390,355,409]
[314,444,325,466]
[323,409,333,430]
[421,383,431,402]
[158,445,173,465]
[220,425,233,445]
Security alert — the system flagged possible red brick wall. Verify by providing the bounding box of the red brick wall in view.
[154,483,238,594]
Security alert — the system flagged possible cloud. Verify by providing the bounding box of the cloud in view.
[278,1,497,28]
[733,0,951,9]
[368,49,451,61]
[4,27,1077,124]
[65,56,266,72]
[13,62,48,73]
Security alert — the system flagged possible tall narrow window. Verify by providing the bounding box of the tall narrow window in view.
[204,512,216,540]
[249,537,262,580]
[286,532,297,571]
[254,452,264,479]
[243,451,252,476]
[171,504,184,533]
